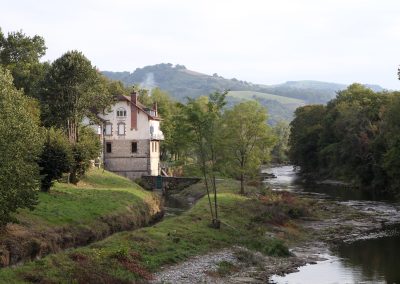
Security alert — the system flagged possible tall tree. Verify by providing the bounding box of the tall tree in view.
[183,92,226,228]
[41,50,111,143]
[222,101,275,194]
[0,67,43,226]
[0,28,48,98]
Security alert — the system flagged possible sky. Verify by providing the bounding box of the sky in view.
[1,0,400,89]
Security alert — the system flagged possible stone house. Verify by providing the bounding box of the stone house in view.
[90,92,164,180]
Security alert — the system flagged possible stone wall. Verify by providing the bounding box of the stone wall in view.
[141,176,201,191]
[104,139,150,179]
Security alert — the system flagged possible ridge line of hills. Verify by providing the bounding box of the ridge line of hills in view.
[102,63,384,123]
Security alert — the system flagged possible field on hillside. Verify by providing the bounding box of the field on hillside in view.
[227,91,305,107]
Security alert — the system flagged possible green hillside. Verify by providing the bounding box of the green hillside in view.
[0,169,161,269]
[227,91,305,107]
[102,63,384,123]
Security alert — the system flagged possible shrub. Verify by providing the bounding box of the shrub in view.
[245,238,290,257]
[38,128,73,192]
[70,127,101,184]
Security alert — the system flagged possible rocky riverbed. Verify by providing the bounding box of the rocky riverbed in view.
[151,194,400,284]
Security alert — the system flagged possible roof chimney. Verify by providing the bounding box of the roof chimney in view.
[130,91,138,130]
[153,102,158,117]
[131,91,137,105]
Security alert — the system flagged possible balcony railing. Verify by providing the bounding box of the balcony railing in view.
[150,132,165,140]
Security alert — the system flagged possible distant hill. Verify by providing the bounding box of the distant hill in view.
[103,63,385,123]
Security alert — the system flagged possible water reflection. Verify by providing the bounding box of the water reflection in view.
[335,233,400,284]
[265,165,393,202]
[267,166,400,284]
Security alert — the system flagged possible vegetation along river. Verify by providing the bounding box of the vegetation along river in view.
[266,166,400,284]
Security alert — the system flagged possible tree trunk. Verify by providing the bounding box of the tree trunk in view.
[240,173,245,194]
[240,158,245,194]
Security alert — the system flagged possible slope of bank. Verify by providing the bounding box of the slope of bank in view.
[0,180,311,283]
[0,169,163,268]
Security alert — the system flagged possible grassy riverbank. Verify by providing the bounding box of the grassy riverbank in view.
[0,180,311,283]
[0,169,162,268]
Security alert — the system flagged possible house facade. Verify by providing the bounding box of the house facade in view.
[94,92,164,180]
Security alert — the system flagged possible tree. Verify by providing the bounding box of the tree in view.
[0,28,48,98]
[289,105,326,173]
[0,67,43,226]
[271,121,290,164]
[40,50,111,143]
[222,101,275,194]
[137,88,189,161]
[39,128,73,192]
[182,92,226,228]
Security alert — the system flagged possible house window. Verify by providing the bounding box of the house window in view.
[118,123,125,136]
[116,108,127,118]
[131,142,138,153]
[106,142,112,153]
[105,123,112,136]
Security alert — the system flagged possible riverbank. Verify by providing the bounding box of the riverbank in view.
[0,169,163,268]
[0,180,312,283]
[2,169,398,283]
[151,192,400,283]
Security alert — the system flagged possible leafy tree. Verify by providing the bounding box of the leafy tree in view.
[40,50,111,143]
[289,84,400,197]
[271,121,291,164]
[182,92,227,228]
[319,84,388,185]
[222,101,275,194]
[0,67,43,226]
[40,51,110,183]
[289,104,326,173]
[381,93,400,196]
[0,28,48,98]
[39,128,73,192]
[138,88,190,161]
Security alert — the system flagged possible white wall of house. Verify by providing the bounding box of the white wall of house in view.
[90,98,164,179]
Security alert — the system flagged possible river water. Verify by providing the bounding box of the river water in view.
[266,166,400,284]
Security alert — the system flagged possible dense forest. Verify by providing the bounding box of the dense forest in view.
[289,83,400,198]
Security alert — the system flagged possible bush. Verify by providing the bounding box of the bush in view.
[38,128,73,192]
[245,238,290,257]
[70,127,101,184]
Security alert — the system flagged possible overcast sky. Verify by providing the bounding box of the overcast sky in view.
[1,0,400,89]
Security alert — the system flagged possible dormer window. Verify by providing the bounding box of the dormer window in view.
[116,108,127,118]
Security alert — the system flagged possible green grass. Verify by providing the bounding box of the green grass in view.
[227,90,305,106]
[16,168,155,227]
[0,180,309,283]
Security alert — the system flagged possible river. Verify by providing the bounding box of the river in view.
[266,166,400,284]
